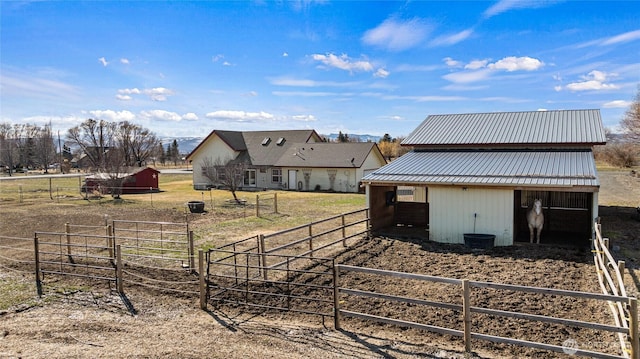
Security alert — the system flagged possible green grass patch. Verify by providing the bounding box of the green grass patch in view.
[0,278,37,310]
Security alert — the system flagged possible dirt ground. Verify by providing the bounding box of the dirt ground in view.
[1,170,639,358]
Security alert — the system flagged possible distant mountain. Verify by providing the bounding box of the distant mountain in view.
[324,133,381,143]
[159,137,204,155]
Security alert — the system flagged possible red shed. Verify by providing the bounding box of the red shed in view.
[84,167,160,194]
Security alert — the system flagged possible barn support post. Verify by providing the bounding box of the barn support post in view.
[462,279,471,353]
[189,231,195,273]
[333,261,341,330]
[630,297,639,359]
[115,245,123,293]
[199,250,207,310]
[34,233,42,297]
[65,222,72,258]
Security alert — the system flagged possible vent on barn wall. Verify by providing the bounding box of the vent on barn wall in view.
[261,137,271,146]
[276,137,286,146]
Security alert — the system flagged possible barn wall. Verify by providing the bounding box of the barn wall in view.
[429,186,513,246]
[366,185,396,230]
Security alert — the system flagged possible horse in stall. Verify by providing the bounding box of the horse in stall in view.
[527,199,544,244]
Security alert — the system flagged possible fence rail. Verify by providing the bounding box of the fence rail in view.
[335,264,639,359]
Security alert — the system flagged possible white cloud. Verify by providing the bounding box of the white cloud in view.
[483,0,561,19]
[312,53,374,73]
[601,29,640,46]
[603,100,631,108]
[291,114,317,122]
[374,68,390,78]
[120,58,130,65]
[465,59,490,70]
[212,54,224,62]
[115,94,132,101]
[98,57,109,67]
[442,69,492,84]
[487,56,544,71]
[443,57,463,68]
[362,17,431,51]
[118,88,141,95]
[282,52,289,57]
[430,29,473,46]
[182,112,199,121]
[205,110,275,122]
[565,70,619,91]
[143,87,174,101]
[87,110,136,122]
[269,76,360,88]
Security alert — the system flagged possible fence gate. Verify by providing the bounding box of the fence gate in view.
[34,231,116,294]
[206,244,336,321]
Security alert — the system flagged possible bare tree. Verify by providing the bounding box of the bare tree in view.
[67,119,118,171]
[36,123,56,173]
[118,121,159,167]
[621,85,640,143]
[201,156,247,203]
[0,123,17,176]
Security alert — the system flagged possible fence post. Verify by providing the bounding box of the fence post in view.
[259,234,268,281]
[365,208,371,238]
[274,193,278,214]
[462,279,471,353]
[604,237,610,250]
[618,260,626,282]
[341,214,347,247]
[256,195,260,217]
[107,224,114,260]
[65,222,72,257]
[189,231,195,273]
[199,250,207,310]
[34,233,42,296]
[308,223,314,258]
[116,244,123,293]
[333,261,341,330]
[630,297,638,359]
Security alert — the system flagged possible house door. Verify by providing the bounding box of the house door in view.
[288,170,297,190]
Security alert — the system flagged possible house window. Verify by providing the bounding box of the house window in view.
[272,168,282,183]
[244,169,256,187]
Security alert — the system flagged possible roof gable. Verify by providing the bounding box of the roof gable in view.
[402,109,606,147]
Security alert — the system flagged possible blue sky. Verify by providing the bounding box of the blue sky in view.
[1,1,639,139]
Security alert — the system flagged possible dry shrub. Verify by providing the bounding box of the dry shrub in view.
[595,143,640,168]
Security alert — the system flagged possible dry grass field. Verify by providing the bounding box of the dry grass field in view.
[0,168,639,358]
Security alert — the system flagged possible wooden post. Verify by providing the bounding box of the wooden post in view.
[189,231,195,273]
[199,250,207,310]
[341,214,347,246]
[274,193,278,214]
[365,208,371,238]
[462,279,471,353]
[49,177,53,200]
[256,194,260,217]
[34,233,42,296]
[604,237,610,250]
[65,222,72,257]
[618,260,625,282]
[116,245,123,293]
[259,234,268,281]
[630,297,638,359]
[333,261,341,330]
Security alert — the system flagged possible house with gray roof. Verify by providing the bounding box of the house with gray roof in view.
[361,109,606,247]
[186,129,386,193]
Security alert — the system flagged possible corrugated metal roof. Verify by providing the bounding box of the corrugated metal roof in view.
[402,109,606,146]
[361,150,599,188]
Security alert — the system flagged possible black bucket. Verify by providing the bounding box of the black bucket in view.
[463,233,495,249]
[187,201,205,213]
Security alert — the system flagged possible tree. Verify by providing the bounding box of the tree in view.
[66,119,118,170]
[0,123,17,176]
[118,121,159,167]
[621,85,640,143]
[337,131,350,143]
[200,156,247,203]
[36,123,56,173]
[170,140,180,166]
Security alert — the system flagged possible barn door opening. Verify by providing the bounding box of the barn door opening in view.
[514,190,592,247]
